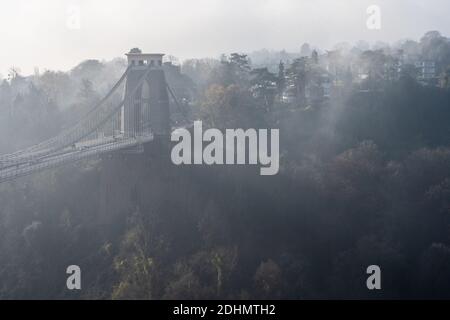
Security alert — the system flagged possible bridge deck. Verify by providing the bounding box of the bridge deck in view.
[0,134,154,183]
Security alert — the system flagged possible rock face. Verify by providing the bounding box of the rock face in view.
[97,140,173,231]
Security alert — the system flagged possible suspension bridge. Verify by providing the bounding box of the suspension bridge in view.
[0,49,188,184]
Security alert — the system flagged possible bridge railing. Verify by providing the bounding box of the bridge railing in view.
[0,134,154,184]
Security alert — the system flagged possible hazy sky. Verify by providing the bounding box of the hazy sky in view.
[0,0,449,76]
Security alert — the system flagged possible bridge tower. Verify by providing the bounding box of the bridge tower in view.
[122,48,170,138]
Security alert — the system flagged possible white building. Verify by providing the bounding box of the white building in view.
[414,60,436,81]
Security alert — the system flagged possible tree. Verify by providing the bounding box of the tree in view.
[0,80,12,117]
[301,43,311,57]
[201,84,262,128]
[78,79,99,108]
[249,68,278,110]
[285,57,310,106]
[277,61,286,96]
[212,53,252,88]
[440,66,450,89]
[38,70,73,108]
[253,260,283,299]
[7,67,21,81]
[420,31,450,70]
[311,50,319,65]
[71,60,104,82]
[359,50,388,89]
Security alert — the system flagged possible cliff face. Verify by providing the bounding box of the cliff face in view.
[97,139,173,229]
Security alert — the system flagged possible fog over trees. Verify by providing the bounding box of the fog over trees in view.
[0,31,450,299]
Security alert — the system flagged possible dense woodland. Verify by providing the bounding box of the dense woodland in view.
[0,31,450,299]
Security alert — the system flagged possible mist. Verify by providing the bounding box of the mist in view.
[1,0,450,301]
[1,0,450,75]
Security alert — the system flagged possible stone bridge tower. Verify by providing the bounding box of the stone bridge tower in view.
[122,48,170,138]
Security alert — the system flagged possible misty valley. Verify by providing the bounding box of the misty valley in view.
[0,30,450,301]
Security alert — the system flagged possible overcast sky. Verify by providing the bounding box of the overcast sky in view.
[0,0,449,76]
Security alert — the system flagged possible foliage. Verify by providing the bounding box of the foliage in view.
[1,32,450,299]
